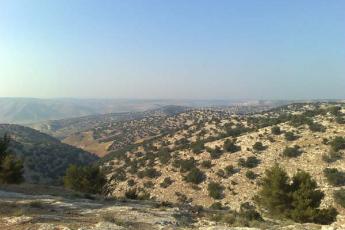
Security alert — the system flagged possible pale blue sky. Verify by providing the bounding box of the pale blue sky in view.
[0,0,344,100]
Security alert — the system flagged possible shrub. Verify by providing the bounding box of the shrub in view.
[216,169,226,178]
[255,164,337,224]
[183,167,206,184]
[157,149,171,164]
[334,189,345,208]
[283,146,302,158]
[201,160,212,169]
[210,202,228,210]
[322,149,343,163]
[144,181,154,188]
[127,179,135,187]
[308,122,326,132]
[329,136,345,151]
[192,141,205,154]
[176,158,196,172]
[284,132,298,141]
[329,106,341,116]
[125,189,138,199]
[224,165,237,176]
[335,116,345,124]
[143,167,161,178]
[160,177,173,188]
[271,126,281,135]
[209,146,223,159]
[238,156,260,168]
[324,168,345,186]
[239,202,263,221]
[245,170,257,180]
[252,142,266,151]
[223,139,241,153]
[64,164,106,194]
[208,182,224,199]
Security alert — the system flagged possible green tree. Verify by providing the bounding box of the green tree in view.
[0,134,24,184]
[255,164,291,216]
[256,164,337,224]
[64,164,106,194]
[289,171,324,223]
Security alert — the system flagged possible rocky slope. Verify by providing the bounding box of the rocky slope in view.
[101,102,345,228]
[0,184,338,229]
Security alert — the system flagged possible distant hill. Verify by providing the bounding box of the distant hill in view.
[0,124,98,184]
[0,98,167,124]
[31,105,191,157]
[0,97,294,124]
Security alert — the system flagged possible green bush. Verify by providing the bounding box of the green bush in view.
[143,167,161,178]
[191,141,205,154]
[238,156,260,168]
[252,142,266,151]
[160,177,173,188]
[283,145,302,158]
[329,136,345,151]
[255,164,337,224]
[223,139,241,153]
[324,168,345,186]
[157,149,171,164]
[308,122,326,132]
[208,182,224,199]
[183,167,206,184]
[201,160,212,169]
[64,164,106,194]
[209,146,223,159]
[335,116,345,124]
[175,158,196,172]
[224,165,237,176]
[322,149,343,163]
[245,170,257,180]
[271,126,281,135]
[329,106,341,116]
[284,132,298,141]
[334,189,345,208]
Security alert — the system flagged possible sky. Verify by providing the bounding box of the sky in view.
[0,0,344,100]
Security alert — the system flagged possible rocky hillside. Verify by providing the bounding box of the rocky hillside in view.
[32,105,273,157]
[0,124,98,184]
[101,102,345,228]
[0,184,338,229]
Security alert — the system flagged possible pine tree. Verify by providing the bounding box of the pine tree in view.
[0,134,24,184]
[255,164,291,216]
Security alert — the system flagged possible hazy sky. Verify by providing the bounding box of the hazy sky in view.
[0,0,344,100]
